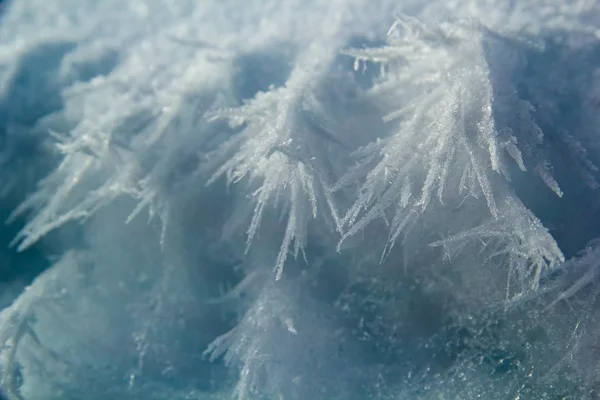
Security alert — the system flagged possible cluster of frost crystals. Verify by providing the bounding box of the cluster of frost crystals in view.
[205,47,345,279]
[337,17,568,293]
[1,0,600,399]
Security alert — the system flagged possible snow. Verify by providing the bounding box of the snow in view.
[0,0,599,399]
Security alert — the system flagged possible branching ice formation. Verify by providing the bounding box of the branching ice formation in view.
[338,18,563,249]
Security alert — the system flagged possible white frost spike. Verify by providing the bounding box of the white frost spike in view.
[547,239,600,310]
[431,197,564,296]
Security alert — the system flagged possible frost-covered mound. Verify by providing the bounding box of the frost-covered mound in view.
[0,0,599,399]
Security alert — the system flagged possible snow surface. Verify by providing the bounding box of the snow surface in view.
[0,0,599,399]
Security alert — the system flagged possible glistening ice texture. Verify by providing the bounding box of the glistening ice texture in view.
[0,0,600,399]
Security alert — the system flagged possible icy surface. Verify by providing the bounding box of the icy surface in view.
[0,0,600,399]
